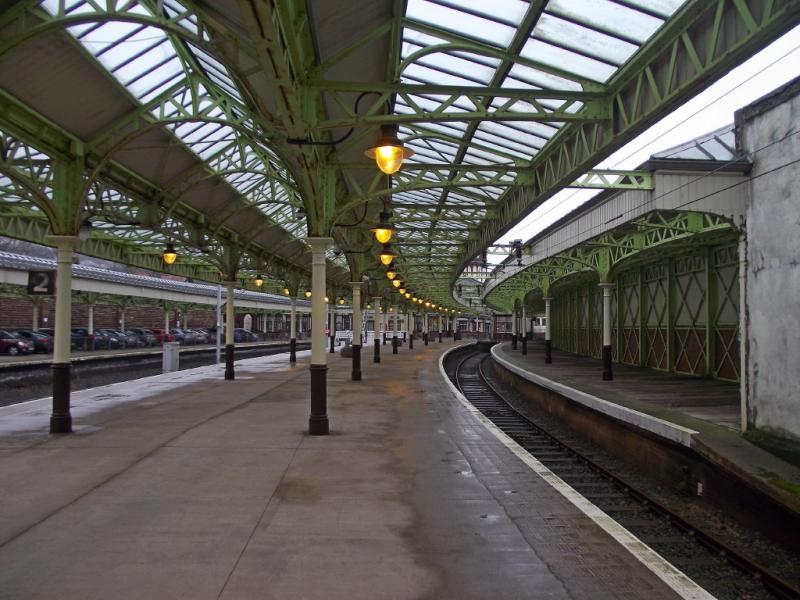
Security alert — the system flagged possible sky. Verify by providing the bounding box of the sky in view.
[492,23,800,259]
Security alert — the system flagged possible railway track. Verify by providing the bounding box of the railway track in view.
[450,348,800,600]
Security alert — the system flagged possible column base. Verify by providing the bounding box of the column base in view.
[289,338,297,363]
[50,362,72,434]
[309,363,329,435]
[545,339,552,364]
[438,332,442,343]
[224,344,235,380]
[382,333,386,345]
[522,337,527,355]
[424,333,429,346]
[329,335,335,353]
[409,334,414,350]
[602,345,613,381]
[392,336,398,354]
[374,339,381,363]
[351,344,362,381]
[512,334,518,350]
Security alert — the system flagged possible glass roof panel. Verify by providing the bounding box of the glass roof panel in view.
[546,0,669,44]
[405,0,518,48]
[533,13,639,65]
[519,39,617,82]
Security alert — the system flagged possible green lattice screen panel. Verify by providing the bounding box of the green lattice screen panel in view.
[673,254,708,375]
[619,270,640,366]
[590,285,602,359]
[644,263,668,370]
[713,245,740,380]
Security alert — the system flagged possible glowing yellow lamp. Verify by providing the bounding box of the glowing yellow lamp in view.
[283,287,290,295]
[386,269,397,280]
[398,288,406,295]
[364,126,414,175]
[161,242,177,265]
[304,289,312,298]
[378,243,395,266]
[404,292,411,299]
[254,274,264,287]
[392,279,402,288]
[370,211,394,244]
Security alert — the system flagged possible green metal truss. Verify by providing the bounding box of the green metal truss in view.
[0,0,796,313]
[484,210,737,312]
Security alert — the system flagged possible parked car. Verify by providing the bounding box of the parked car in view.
[233,328,259,343]
[190,329,209,344]
[11,329,52,353]
[70,327,95,351]
[150,329,175,344]
[126,328,155,347]
[0,330,34,355]
[94,329,124,350]
[169,328,197,345]
[111,330,139,348]
[127,328,156,346]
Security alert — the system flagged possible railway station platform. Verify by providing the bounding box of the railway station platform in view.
[0,340,698,599]
[491,341,800,516]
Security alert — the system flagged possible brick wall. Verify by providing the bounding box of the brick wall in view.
[0,298,217,331]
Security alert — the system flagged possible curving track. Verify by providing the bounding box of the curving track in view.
[449,347,800,600]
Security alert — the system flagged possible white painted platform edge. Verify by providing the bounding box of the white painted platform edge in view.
[491,344,698,448]
[438,346,714,600]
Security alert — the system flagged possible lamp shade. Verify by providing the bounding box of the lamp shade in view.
[370,210,394,244]
[254,274,264,287]
[161,242,177,265]
[363,125,415,175]
[378,243,395,266]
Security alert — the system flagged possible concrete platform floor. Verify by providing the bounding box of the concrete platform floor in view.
[0,342,684,599]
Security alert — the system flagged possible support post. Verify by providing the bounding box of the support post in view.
[224,281,235,380]
[32,302,39,332]
[522,305,528,355]
[738,232,748,432]
[511,309,518,349]
[87,303,95,350]
[373,298,382,363]
[409,311,414,350]
[392,308,398,354]
[438,314,442,343]
[351,282,362,381]
[289,297,297,363]
[423,310,429,345]
[215,285,222,363]
[49,236,78,434]
[544,298,552,364]
[308,237,332,435]
[600,283,614,380]
[329,301,335,353]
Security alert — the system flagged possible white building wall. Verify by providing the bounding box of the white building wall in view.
[739,79,800,440]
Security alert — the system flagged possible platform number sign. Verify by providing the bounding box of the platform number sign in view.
[27,270,56,296]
